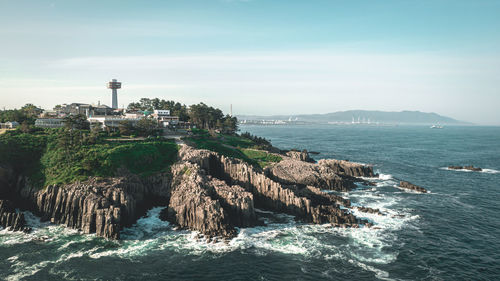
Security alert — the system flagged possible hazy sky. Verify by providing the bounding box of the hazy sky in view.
[1,0,499,124]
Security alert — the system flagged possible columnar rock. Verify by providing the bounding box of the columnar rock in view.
[399,181,427,193]
[0,199,29,232]
[209,179,256,227]
[318,159,376,178]
[34,176,149,239]
[178,146,365,227]
[166,163,237,238]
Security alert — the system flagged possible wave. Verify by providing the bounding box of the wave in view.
[1,186,419,281]
[378,174,393,180]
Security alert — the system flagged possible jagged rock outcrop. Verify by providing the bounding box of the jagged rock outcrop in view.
[399,181,427,193]
[267,158,356,191]
[166,162,256,238]
[178,146,366,228]
[0,199,29,232]
[286,150,315,163]
[448,165,482,172]
[318,159,376,178]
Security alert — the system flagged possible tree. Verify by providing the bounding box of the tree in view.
[136,117,158,137]
[64,114,90,130]
[118,120,134,135]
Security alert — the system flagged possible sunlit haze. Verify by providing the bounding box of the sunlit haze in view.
[1,0,499,124]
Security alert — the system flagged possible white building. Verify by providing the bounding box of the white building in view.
[153,109,170,116]
[0,121,20,129]
[88,116,141,129]
[35,118,64,128]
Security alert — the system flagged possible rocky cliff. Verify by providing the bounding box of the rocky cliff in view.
[177,146,367,229]
[0,145,383,240]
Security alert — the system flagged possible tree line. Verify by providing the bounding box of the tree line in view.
[127,98,238,134]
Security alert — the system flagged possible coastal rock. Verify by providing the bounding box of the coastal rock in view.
[355,206,383,215]
[267,158,356,191]
[0,199,29,232]
[448,165,482,172]
[179,145,366,227]
[286,150,315,163]
[33,175,150,239]
[166,163,238,238]
[318,159,376,178]
[399,181,427,193]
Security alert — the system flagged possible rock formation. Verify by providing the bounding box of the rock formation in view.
[286,149,315,163]
[318,159,376,178]
[448,165,482,172]
[178,146,366,229]
[1,144,386,240]
[0,199,29,232]
[399,181,427,193]
[267,158,357,191]
[165,162,256,238]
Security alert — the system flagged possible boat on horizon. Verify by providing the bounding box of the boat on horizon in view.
[431,124,444,129]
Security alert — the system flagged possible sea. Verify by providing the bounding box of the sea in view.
[1,124,499,281]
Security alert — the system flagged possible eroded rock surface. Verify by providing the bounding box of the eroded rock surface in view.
[166,162,256,238]
[178,146,367,228]
[286,150,315,163]
[267,158,356,192]
[399,181,427,193]
[318,159,376,178]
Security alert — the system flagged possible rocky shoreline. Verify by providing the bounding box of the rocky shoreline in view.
[0,145,425,240]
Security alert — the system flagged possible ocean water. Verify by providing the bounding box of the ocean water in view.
[1,124,500,280]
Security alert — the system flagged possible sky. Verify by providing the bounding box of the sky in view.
[0,0,499,124]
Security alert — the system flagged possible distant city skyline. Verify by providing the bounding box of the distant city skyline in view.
[1,0,499,124]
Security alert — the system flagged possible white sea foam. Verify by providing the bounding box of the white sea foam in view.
[1,182,419,281]
[378,174,393,180]
[481,169,500,174]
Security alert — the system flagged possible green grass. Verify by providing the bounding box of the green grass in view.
[0,129,179,188]
[186,130,282,168]
[41,140,179,187]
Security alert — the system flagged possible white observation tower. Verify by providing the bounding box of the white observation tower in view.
[107,79,122,109]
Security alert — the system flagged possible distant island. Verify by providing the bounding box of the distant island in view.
[238,110,467,125]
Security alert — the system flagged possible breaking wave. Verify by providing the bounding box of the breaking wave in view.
[1,173,419,280]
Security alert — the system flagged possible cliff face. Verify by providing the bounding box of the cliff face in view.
[33,176,146,239]
[1,145,381,240]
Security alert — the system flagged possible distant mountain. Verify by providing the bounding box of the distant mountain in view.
[237,110,468,125]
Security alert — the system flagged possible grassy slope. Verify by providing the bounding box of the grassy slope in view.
[185,129,282,168]
[0,129,179,188]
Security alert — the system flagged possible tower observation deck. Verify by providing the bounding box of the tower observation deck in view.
[107,79,122,109]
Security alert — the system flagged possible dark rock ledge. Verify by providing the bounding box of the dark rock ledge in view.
[399,181,428,193]
[448,165,482,172]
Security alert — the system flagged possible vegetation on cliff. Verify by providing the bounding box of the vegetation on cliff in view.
[184,129,281,168]
[0,128,178,188]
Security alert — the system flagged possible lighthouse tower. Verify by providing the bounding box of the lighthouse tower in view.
[107,79,122,109]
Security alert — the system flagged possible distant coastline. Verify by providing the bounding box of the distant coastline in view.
[237,110,469,126]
